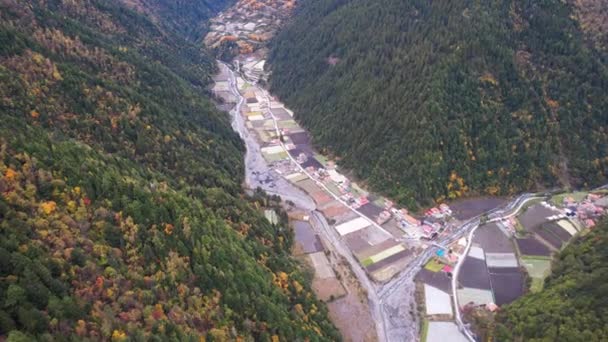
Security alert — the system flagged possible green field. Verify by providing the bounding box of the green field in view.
[313,153,329,166]
[278,120,300,129]
[514,218,526,233]
[521,256,551,292]
[373,197,387,207]
[424,259,444,272]
[262,151,289,162]
[238,82,251,91]
[530,278,544,293]
[351,183,369,197]
[361,257,374,267]
[421,319,429,342]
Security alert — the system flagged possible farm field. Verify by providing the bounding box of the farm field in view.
[473,223,514,253]
[489,269,525,305]
[521,256,552,292]
[458,222,526,307]
[426,322,468,342]
[518,204,561,231]
[424,285,453,316]
[449,197,507,220]
[424,259,445,273]
[516,238,552,257]
[293,220,324,254]
[309,252,335,279]
[457,287,494,306]
[486,253,518,268]
[459,257,491,290]
[416,269,452,293]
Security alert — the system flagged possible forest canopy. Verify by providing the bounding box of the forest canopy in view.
[0,0,339,340]
[268,0,608,208]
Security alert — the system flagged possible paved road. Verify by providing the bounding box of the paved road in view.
[221,62,389,340]
[450,194,543,341]
[219,61,577,342]
[375,193,539,341]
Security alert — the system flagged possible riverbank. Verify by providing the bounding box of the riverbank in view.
[206,6,534,342]
[213,62,388,341]
[212,49,499,342]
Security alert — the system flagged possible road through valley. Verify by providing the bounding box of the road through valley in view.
[220,61,545,342]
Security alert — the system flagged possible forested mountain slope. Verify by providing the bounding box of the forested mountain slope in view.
[268,0,608,208]
[494,219,608,341]
[118,0,236,40]
[0,0,339,340]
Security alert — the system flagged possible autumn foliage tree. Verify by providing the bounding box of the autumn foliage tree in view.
[0,0,340,341]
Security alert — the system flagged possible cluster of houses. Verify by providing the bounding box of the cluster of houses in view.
[204,0,295,56]
[413,207,454,239]
[318,166,457,239]
[386,202,455,239]
[306,166,375,209]
[426,204,453,217]
[562,192,608,228]
[289,149,459,240]
[233,60,460,243]
[419,205,455,238]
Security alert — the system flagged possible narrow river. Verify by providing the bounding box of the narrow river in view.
[217,61,420,342]
[222,62,316,211]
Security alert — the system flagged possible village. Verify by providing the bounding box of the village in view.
[415,190,607,342]
[208,4,608,341]
[212,41,608,340]
[211,53,468,339]
[213,55,474,282]
[204,0,295,57]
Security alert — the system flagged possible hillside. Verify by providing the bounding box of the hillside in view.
[118,0,236,40]
[493,219,608,341]
[0,0,339,341]
[268,0,608,208]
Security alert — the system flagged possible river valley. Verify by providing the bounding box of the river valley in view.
[206,3,591,342]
